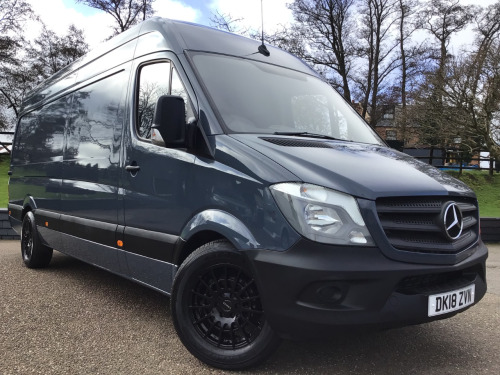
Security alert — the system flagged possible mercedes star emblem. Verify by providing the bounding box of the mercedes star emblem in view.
[442,202,463,241]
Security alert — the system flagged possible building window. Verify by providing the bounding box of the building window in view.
[386,130,397,140]
[383,106,395,119]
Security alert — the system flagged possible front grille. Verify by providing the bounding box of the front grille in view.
[376,197,479,255]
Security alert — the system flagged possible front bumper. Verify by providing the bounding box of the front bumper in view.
[244,239,488,339]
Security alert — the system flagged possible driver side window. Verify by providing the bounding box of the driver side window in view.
[136,61,195,141]
[137,62,171,140]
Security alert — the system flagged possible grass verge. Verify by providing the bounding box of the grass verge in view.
[446,170,500,218]
[0,155,9,207]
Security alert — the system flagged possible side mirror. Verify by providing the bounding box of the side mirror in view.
[152,95,186,147]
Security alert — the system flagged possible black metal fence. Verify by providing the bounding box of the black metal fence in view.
[481,218,500,242]
[403,148,499,174]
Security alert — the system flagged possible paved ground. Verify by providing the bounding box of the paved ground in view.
[1,240,499,375]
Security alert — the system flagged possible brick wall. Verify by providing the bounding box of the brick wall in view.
[0,209,19,240]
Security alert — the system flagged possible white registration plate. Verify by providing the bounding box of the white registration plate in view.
[428,284,475,317]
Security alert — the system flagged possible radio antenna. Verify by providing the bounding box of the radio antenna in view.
[258,0,270,56]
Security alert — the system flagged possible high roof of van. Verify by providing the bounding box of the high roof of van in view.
[20,18,317,115]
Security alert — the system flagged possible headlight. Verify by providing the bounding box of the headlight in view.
[270,183,374,246]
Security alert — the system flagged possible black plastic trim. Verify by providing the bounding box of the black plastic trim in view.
[243,238,488,339]
[123,226,178,263]
[32,209,178,263]
[7,203,22,222]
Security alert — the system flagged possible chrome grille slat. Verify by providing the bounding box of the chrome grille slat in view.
[462,216,477,230]
[457,202,477,212]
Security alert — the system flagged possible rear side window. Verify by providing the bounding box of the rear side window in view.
[66,71,127,160]
[136,62,194,140]
[14,96,68,164]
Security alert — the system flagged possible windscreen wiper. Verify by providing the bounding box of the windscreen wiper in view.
[273,131,348,141]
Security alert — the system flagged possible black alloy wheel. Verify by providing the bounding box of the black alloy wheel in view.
[189,262,263,350]
[21,216,34,261]
[21,211,53,268]
[171,240,280,370]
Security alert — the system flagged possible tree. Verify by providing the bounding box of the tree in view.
[421,0,476,101]
[409,0,476,151]
[0,0,34,129]
[443,2,500,171]
[76,0,155,36]
[0,0,34,62]
[261,25,309,61]
[27,23,89,80]
[394,0,428,144]
[0,23,89,124]
[355,0,400,126]
[209,10,248,34]
[288,0,358,101]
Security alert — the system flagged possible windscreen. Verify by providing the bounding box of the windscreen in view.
[190,52,383,145]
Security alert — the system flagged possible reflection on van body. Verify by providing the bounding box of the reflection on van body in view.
[62,72,126,223]
[8,18,488,370]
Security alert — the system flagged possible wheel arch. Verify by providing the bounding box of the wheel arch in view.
[21,195,37,218]
[174,230,225,266]
[174,209,260,266]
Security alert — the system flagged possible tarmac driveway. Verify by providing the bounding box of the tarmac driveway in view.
[1,240,499,375]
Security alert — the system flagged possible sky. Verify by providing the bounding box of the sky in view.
[25,0,294,48]
[24,0,499,52]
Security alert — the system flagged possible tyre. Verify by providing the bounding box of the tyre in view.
[171,240,281,370]
[21,211,53,268]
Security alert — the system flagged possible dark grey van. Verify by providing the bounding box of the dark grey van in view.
[8,18,488,370]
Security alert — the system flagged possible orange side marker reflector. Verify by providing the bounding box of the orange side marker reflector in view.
[117,240,124,247]
[45,222,49,227]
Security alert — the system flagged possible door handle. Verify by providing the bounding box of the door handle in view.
[125,164,140,173]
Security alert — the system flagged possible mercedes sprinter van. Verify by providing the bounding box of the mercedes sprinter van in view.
[8,18,488,370]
